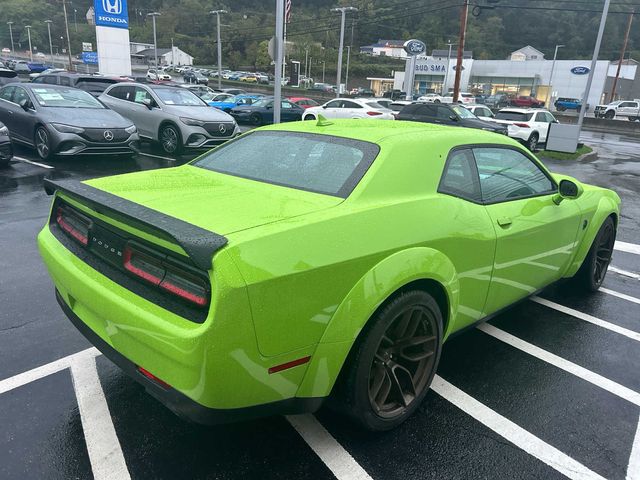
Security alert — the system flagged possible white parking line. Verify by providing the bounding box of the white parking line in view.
[137,152,177,162]
[286,414,373,480]
[629,415,640,480]
[0,347,99,395]
[431,376,606,480]
[609,266,640,280]
[477,323,640,407]
[13,156,54,169]
[616,241,640,256]
[71,356,130,480]
[600,288,640,306]
[531,296,640,342]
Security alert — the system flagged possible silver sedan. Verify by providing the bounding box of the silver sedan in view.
[99,83,240,154]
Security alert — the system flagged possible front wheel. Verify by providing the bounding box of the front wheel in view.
[159,124,182,155]
[605,110,615,119]
[340,290,443,431]
[303,114,316,121]
[249,113,262,126]
[434,99,441,104]
[574,217,616,291]
[35,126,53,161]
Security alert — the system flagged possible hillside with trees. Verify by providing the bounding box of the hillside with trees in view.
[1,0,638,84]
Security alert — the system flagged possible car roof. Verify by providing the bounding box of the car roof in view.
[259,118,517,147]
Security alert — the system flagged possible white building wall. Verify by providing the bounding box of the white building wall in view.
[161,48,193,66]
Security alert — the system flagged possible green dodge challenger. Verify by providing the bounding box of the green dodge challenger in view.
[38,119,620,430]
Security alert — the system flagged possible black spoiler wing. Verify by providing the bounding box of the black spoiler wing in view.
[44,178,228,270]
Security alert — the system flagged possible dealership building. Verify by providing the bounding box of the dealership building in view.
[375,45,638,107]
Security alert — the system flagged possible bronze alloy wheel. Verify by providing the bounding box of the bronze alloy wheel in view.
[368,305,438,418]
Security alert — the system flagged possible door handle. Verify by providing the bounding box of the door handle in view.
[497,216,512,227]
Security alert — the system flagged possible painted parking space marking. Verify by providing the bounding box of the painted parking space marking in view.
[532,296,640,341]
[609,265,640,280]
[431,376,606,480]
[287,414,373,480]
[629,415,640,480]
[616,241,640,256]
[0,347,99,395]
[477,323,640,407]
[71,355,131,480]
[601,287,640,306]
[13,156,55,169]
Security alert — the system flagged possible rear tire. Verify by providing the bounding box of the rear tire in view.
[340,290,443,431]
[303,114,316,121]
[574,217,616,291]
[526,133,539,152]
[249,113,262,126]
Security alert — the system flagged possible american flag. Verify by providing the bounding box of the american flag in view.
[285,0,292,23]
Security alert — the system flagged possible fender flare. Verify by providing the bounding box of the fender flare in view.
[565,195,620,277]
[296,247,459,399]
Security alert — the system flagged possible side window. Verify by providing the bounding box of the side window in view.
[107,86,125,99]
[482,108,493,118]
[281,101,293,109]
[0,86,15,102]
[42,76,57,85]
[545,112,556,123]
[438,149,481,202]
[473,148,556,203]
[32,76,45,84]
[12,87,30,106]
[619,102,632,108]
[436,106,454,120]
[59,76,71,86]
[341,101,362,109]
[133,87,152,105]
[325,100,342,108]
[417,105,438,117]
[535,112,547,122]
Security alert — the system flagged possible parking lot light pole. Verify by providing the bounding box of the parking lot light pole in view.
[274,0,285,124]
[45,20,54,65]
[210,10,227,90]
[577,0,610,132]
[25,25,33,61]
[331,6,358,97]
[147,12,161,69]
[345,45,351,92]
[545,44,565,109]
[7,22,15,56]
[443,40,454,95]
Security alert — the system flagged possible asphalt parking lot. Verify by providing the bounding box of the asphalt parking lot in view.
[1,132,639,480]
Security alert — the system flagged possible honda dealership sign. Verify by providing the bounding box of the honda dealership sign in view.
[95,0,129,28]
[94,0,132,76]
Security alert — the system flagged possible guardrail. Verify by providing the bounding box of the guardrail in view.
[553,113,640,137]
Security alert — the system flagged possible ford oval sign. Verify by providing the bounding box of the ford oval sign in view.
[404,39,426,56]
[571,66,590,75]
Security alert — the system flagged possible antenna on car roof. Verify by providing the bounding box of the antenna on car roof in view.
[316,114,333,127]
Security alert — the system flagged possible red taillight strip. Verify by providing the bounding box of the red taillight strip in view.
[56,208,88,245]
[159,279,208,306]
[268,356,311,374]
[367,111,383,116]
[123,247,163,286]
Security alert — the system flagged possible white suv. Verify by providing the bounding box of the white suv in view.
[594,100,640,120]
[417,93,443,103]
[492,108,558,151]
[442,92,475,104]
[147,69,171,81]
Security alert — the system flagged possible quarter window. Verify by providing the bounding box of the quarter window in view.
[438,149,481,202]
[473,148,555,203]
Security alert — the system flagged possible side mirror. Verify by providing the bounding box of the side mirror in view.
[18,98,31,111]
[449,115,458,121]
[553,179,583,204]
[322,105,327,109]
[142,98,154,110]
[265,105,273,109]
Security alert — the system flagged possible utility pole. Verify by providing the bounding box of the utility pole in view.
[304,46,309,78]
[443,40,454,95]
[577,0,611,132]
[322,60,325,83]
[210,10,227,90]
[45,20,54,65]
[331,6,358,97]
[25,25,33,61]
[545,44,565,109]
[171,37,174,66]
[452,0,469,103]
[7,22,15,56]
[147,12,161,68]
[62,0,73,70]
[274,0,285,123]
[345,45,351,92]
[609,10,633,103]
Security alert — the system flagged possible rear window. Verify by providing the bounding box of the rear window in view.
[193,131,379,197]
[495,111,534,121]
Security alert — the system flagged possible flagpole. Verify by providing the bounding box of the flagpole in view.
[282,9,287,79]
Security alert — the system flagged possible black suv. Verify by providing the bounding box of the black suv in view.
[31,72,125,96]
[397,103,507,134]
[183,70,209,85]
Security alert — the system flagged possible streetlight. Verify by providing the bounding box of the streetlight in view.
[345,45,351,92]
[545,44,565,109]
[330,6,358,97]
[45,20,54,65]
[210,9,227,90]
[6,22,15,56]
[25,25,33,61]
[147,12,161,68]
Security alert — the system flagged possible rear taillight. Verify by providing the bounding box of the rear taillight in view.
[367,111,383,116]
[514,123,530,128]
[56,206,90,246]
[123,243,210,307]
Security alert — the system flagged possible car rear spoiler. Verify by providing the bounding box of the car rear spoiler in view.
[44,178,227,270]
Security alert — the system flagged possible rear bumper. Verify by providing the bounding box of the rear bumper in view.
[56,289,323,425]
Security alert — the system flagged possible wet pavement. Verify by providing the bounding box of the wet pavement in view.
[0,132,639,480]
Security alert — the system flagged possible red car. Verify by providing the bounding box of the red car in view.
[510,95,544,108]
[288,97,319,109]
